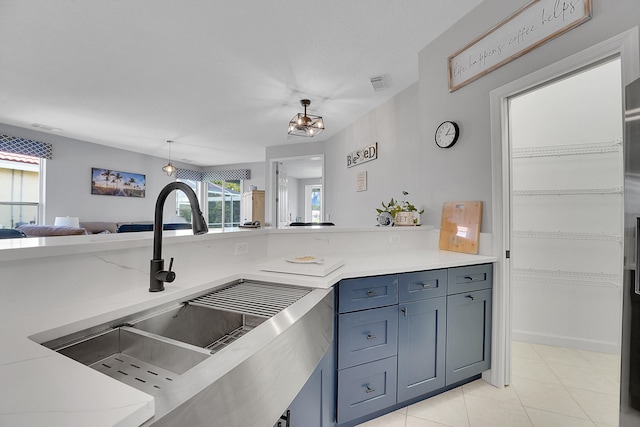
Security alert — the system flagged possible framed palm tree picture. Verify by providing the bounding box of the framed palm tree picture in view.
[91,168,146,197]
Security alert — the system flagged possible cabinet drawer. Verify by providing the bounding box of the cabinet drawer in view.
[337,356,397,424]
[338,275,398,313]
[399,269,447,302]
[338,305,398,369]
[447,264,493,295]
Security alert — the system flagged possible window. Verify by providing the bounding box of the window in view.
[176,168,249,229]
[0,152,42,229]
[207,179,241,228]
[305,184,322,223]
[175,179,200,223]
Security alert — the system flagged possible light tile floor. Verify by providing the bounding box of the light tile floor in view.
[356,341,620,427]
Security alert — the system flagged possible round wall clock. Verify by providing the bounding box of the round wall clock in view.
[435,121,460,148]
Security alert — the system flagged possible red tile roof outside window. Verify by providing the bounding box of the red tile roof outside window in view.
[0,151,39,165]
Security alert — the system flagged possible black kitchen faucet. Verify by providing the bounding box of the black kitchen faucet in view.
[150,182,208,292]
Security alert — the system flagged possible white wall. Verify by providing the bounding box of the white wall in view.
[417,0,640,233]
[0,123,196,225]
[324,85,422,228]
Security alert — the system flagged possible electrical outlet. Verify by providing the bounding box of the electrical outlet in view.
[235,242,249,255]
[389,234,400,244]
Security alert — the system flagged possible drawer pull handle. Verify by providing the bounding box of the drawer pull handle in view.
[367,290,378,297]
[421,283,433,289]
[401,307,407,317]
[366,334,377,340]
[465,295,475,301]
[464,276,474,281]
[365,385,376,394]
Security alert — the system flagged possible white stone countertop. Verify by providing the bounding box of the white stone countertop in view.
[0,228,496,427]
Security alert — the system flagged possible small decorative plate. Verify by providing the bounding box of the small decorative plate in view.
[286,255,324,264]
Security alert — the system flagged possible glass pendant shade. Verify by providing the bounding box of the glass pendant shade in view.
[162,140,176,176]
[162,162,176,176]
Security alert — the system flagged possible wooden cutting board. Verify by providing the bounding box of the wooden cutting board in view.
[438,201,482,254]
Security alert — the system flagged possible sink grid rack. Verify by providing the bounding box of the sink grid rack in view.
[206,325,255,354]
[188,280,312,354]
[187,280,312,318]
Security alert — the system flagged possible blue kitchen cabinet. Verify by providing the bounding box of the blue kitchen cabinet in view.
[397,297,446,402]
[445,264,492,386]
[334,263,493,426]
[397,268,447,402]
[284,341,336,427]
[336,274,399,424]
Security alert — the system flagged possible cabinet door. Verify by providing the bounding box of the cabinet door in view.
[445,288,492,385]
[397,297,446,402]
[286,347,335,427]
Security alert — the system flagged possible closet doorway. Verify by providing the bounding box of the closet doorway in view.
[509,57,623,355]
[506,57,623,425]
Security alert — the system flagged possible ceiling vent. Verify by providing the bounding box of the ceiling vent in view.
[369,75,388,92]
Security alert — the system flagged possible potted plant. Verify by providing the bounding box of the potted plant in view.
[376,191,424,226]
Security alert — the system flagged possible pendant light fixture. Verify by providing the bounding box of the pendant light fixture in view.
[162,140,176,176]
[288,99,325,137]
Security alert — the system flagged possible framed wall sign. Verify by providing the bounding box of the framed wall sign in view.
[356,171,367,192]
[448,0,592,92]
[347,143,377,168]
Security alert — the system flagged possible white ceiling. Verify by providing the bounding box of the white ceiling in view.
[0,1,483,167]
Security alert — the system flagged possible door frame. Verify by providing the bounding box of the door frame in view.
[489,27,640,387]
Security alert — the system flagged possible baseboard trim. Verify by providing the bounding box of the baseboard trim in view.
[512,330,620,355]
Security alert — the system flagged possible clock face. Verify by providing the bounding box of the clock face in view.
[435,121,459,148]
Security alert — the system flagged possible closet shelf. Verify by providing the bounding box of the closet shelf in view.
[513,186,623,196]
[512,138,622,158]
[513,230,622,242]
[512,268,621,289]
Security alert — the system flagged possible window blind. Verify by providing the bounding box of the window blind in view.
[0,134,53,159]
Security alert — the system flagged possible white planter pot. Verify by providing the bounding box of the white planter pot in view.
[394,211,418,226]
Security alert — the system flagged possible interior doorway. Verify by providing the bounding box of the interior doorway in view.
[508,57,623,355]
[489,29,639,391]
[273,155,324,227]
[491,52,637,425]
[498,52,626,426]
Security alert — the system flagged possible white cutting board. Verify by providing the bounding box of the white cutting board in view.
[259,256,344,277]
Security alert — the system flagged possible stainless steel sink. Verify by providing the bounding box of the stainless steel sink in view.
[131,304,265,354]
[40,280,334,426]
[54,326,210,395]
